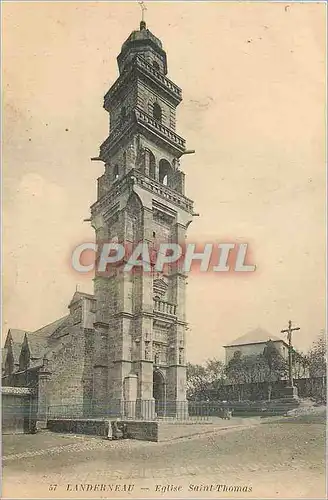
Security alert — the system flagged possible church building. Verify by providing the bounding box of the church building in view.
[2,18,195,422]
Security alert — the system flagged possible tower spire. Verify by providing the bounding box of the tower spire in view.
[138,1,147,30]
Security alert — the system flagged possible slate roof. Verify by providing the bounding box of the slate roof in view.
[32,315,69,338]
[12,342,24,364]
[26,315,70,359]
[225,328,286,347]
[26,335,49,360]
[2,347,8,365]
[3,290,91,372]
[5,329,29,348]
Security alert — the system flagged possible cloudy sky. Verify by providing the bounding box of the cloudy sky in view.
[2,1,326,363]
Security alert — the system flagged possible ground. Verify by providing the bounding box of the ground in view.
[2,410,326,499]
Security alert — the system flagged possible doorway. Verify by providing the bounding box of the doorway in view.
[153,370,165,417]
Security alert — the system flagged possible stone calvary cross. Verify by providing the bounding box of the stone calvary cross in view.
[281,320,300,388]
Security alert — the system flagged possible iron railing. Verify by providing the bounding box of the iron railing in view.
[47,400,211,422]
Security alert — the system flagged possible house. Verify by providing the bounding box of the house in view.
[224,328,289,364]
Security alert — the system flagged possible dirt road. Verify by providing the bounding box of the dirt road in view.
[2,411,326,499]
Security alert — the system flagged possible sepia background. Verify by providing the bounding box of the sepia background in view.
[2,1,326,363]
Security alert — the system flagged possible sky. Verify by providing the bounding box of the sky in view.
[2,1,326,363]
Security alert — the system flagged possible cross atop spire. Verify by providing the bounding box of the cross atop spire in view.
[138,1,147,30]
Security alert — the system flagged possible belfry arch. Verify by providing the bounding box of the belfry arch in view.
[159,159,173,187]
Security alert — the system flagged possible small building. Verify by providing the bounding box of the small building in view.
[224,328,289,364]
[2,291,96,426]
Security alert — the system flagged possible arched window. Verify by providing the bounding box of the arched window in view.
[159,159,172,186]
[153,102,162,123]
[152,60,160,71]
[113,165,119,180]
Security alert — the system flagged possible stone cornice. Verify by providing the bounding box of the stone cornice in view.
[103,56,182,111]
[93,321,109,329]
[91,169,194,217]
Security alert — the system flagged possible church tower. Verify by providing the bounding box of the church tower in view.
[90,19,195,418]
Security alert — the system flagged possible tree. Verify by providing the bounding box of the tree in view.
[186,358,225,400]
[308,332,326,401]
[263,340,287,401]
[292,349,309,379]
[225,351,247,401]
[186,363,210,400]
[205,359,225,386]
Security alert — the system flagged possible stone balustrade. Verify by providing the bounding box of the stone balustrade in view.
[135,108,185,151]
[154,298,177,316]
[135,57,182,100]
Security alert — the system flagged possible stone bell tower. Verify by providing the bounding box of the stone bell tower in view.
[90,19,195,418]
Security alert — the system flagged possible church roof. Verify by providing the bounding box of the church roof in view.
[224,328,285,347]
[117,22,167,74]
[11,342,23,364]
[25,335,49,360]
[2,347,8,364]
[32,315,69,338]
[26,315,70,359]
[121,26,163,52]
[5,329,29,347]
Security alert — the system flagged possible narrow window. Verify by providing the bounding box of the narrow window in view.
[153,102,162,123]
[121,106,126,122]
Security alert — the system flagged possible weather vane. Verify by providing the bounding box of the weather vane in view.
[138,1,147,23]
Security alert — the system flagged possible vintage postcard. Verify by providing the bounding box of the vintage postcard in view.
[1,1,326,499]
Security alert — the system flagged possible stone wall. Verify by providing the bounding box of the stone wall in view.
[47,324,86,409]
[47,419,110,437]
[47,419,159,442]
[2,386,36,434]
[123,420,158,441]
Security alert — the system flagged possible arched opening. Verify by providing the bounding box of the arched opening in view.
[159,159,172,187]
[148,150,156,179]
[152,60,160,71]
[153,370,166,417]
[153,102,162,123]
